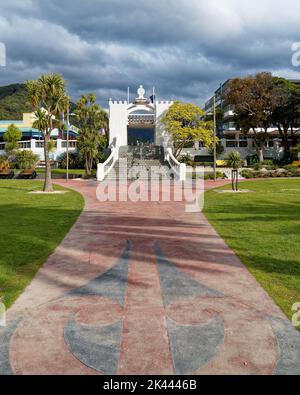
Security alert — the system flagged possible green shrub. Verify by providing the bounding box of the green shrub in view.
[241,169,254,179]
[283,165,298,171]
[287,169,300,177]
[261,160,274,166]
[260,160,278,170]
[240,167,300,179]
[246,154,259,167]
[15,150,39,170]
[252,162,263,171]
[266,164,279,170]
[58,152,85,169]
[203,171,225,180]
[179,154,194,166]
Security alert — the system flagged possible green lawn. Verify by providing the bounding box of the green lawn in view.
[36,169,97,177]
[204,179,300,320]
[0,180,84,308]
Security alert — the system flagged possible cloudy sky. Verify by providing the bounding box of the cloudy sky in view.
[1,0,300,107]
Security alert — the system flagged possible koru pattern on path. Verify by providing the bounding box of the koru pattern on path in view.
[1,240,300,375]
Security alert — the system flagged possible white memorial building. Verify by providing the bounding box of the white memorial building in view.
[108,85,173,147]
[97,85,187,181]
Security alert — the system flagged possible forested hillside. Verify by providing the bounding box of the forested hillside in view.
[0,84,33,120]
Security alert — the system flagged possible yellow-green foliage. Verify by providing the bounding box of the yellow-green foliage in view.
[161,101,214,158]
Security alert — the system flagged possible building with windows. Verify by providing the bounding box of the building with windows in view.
[196,79,300,161]
[0,112,79,160]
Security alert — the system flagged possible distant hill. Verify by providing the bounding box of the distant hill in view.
[0,84,33,120]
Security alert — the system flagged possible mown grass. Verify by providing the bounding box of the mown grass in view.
[36,169,96,175]
[204,179,300,319]
[0,180,84,308]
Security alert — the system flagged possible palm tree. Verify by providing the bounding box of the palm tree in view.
[26,74,69,192]
[74,94,108,178]
[228,150,243,191]
[32,108,50,186]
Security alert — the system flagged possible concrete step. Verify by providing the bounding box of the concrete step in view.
[105,145,172,181]
[106,165,172,181]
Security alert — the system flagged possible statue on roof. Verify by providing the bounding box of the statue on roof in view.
[137,85,145,100]
[135,85,149,104]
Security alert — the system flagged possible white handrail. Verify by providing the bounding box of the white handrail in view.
[97,139,119,181]
[165,147,186,181]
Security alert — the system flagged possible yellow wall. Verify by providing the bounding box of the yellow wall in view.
[0,113,35,129]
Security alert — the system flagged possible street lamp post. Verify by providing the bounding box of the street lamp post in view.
[206,98,217,182]
[213,95,217,182]
[65,109,75,183]
[66,109,70,183]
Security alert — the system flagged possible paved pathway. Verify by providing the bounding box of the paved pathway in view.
[1,179,300,375]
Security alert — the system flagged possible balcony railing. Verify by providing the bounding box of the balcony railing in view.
[0,139,77,152]
[35,141,44,149]
[61,140,77,149]
[18,141,31,149]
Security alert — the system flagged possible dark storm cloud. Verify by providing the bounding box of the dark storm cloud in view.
[1,0,300,107]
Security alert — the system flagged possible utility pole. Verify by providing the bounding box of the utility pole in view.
[66,107,70,184]
[213,95,217,182]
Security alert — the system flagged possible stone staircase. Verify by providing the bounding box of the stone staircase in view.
[106,145,172,181]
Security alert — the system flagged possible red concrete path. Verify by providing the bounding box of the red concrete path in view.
[2,179,300,375]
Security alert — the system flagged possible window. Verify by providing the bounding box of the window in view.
[265,140,274,148]
[226,141,237,148]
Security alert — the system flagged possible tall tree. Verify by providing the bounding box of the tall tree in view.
[4,124,22,156]
[26,74,69,192]
[74,94,108,178]
[161,101,214,158]
[224,72,277,162]
[271,77,300,161]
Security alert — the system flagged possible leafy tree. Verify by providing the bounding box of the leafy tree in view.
[228,150,243,191]
[224,72,277,162]
[291,143,300,160]
[26,74,69,192]
[271,77,300,161]
[15,150,39,170]
[161,101,214,158]
[4,124,22,155]
[73,94,108,178]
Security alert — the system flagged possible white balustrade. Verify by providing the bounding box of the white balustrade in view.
[97,139,119,181]
[165,147,186,181]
